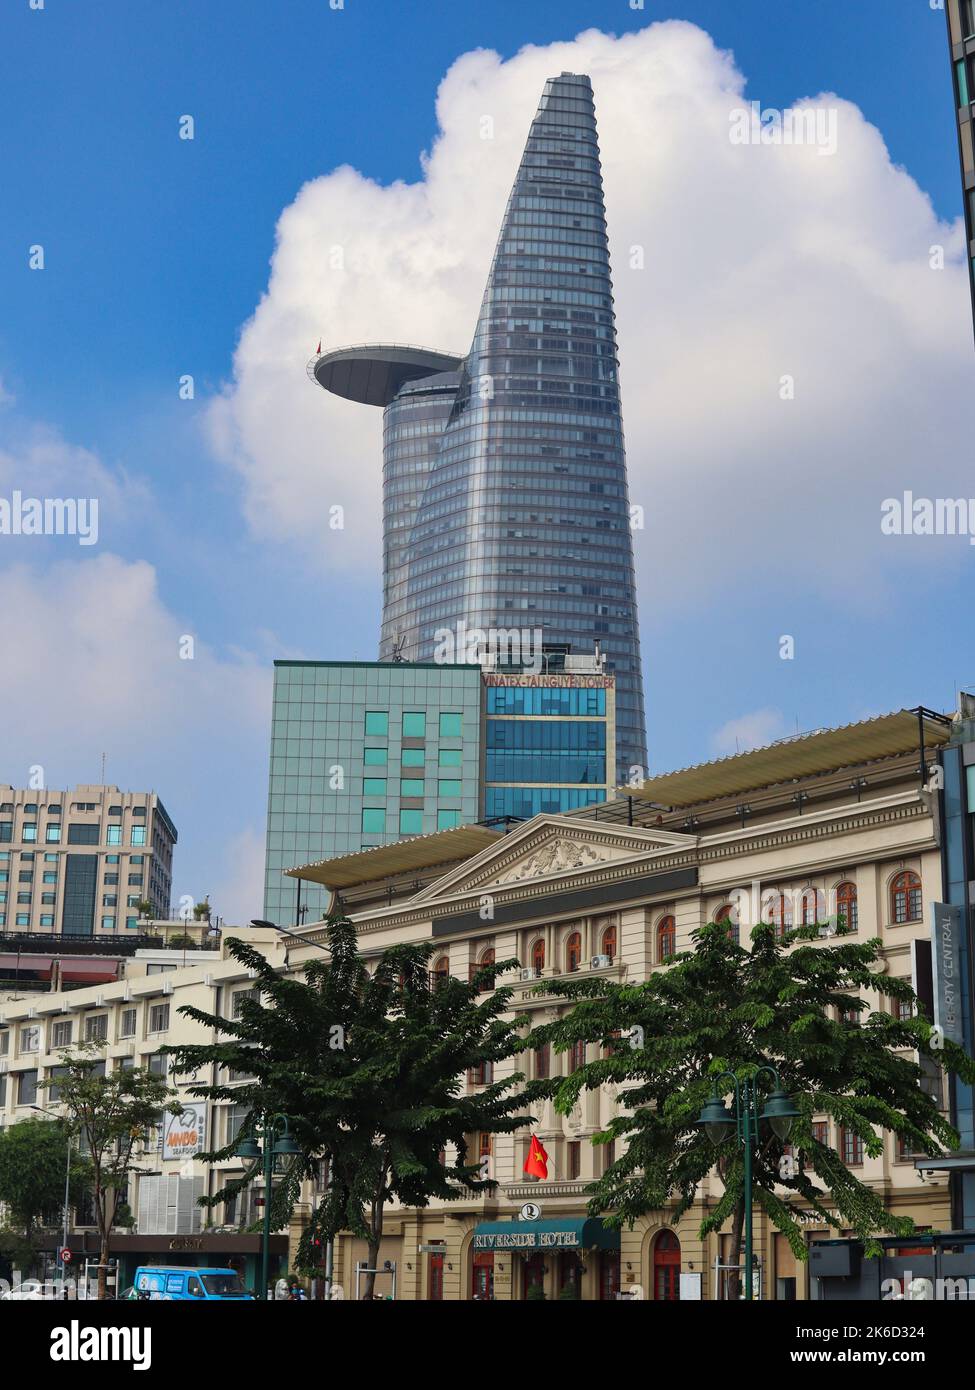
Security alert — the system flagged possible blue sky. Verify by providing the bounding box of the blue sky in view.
[0,1,972,922]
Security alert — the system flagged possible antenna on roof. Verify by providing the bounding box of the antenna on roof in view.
[100,752,106,783]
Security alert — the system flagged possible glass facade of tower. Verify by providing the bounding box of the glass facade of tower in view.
[314,74,647,780]
[263,661,483,926]
[947,0,975,339]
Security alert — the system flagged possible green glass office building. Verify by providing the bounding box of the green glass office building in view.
[262,661,483,925]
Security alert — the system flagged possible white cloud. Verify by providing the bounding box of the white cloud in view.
[0,551,271,921]
[209,21,974,612]
[197,823,267,930]
[711,707,789,756]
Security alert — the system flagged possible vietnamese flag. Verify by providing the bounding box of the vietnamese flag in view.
[523,1135,549,1180]
[316,339,322,354]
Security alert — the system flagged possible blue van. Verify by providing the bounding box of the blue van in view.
[132,1266,254,1301]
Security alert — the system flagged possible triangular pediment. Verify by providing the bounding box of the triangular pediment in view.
[407,815,695,905]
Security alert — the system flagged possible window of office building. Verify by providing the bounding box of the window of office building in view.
[107,825,122,845]
[52,1020,72,1049]
[364,711,388,736]
[119,1008,137,1038]
[362,808,385,835]
[101,915,115,931]
[362,778,387,796]
[85,1015,108,1043]
[438,748,462,768]
[439,712,462,738]
[18,1070,38,1106]
[437,810,461,831]
[20,1025,39,1054]
[149,1003,170,1033]
[39,914,54,927]
[130,826,146,846]
[67,824,99,845]
[400,809,423,835]
[657,915,676,962]
[400,778,424,798]
[400,748,425,767]
[363,747,387,766]
[46,825,61,843]
[402,712,426,738]
[438,779,462,799]
[15,913,28,926]
[148,1053,167,1078]
[22,823,37,842]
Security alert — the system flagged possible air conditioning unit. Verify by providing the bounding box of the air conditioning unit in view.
[590,954,612,970]
[519,968,535,981]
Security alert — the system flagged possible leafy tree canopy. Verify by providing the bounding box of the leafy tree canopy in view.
[529,921,975,1262]
[167,917,542,1294]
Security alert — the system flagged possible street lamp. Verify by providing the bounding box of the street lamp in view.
[32,1104,74,1280]
[696,1067,800,1302]
[236,1113,301,1300]
[248,918,328,952]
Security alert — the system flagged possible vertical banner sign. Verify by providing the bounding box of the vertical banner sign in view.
[931,903,964,1047]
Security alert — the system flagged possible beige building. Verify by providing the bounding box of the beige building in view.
[282,706,956,1300]
[0,784,176,937]
[0,926,291,1291]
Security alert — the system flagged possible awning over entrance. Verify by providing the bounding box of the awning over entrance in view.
[472,1219,619,1253]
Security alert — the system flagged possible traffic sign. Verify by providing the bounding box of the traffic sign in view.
[59,1247,72,1265]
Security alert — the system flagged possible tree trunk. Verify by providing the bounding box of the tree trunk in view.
[363,1188,385,1300]
[97,1234,110,1301]
[727,1198,745,1301]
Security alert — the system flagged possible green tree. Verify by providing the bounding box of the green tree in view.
[42,1047,177,1299]
[0,1117,86,1242]
[167,917,540,1299]
[530,920,975,1294]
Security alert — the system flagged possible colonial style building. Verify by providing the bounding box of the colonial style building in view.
[284,705,958,1300]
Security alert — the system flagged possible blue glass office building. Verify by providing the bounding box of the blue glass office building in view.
[263,661,483,926]
[312,74,647,778]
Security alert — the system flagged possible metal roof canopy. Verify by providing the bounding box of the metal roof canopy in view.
[624,708,952,810]
[287,824,504,890]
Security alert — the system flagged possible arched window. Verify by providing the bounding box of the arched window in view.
[531,939,545,978]
[565,932,582,973]
[765,892,794,939]
[601,923,617,961]
[657,915,676,962]
[891,872,922,924]
[800,888,826,927]
[471,947,495,993]
[432,955,449,986]
[835,881,858,932]
[713,904,738,945]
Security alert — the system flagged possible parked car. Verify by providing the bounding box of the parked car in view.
[0,1279,44,1301]
[132,1266,254,1301]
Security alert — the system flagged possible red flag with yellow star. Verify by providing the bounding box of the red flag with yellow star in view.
[523,1135,549,1180]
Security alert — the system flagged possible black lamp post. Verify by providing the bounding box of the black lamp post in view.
[236,1113,300,1300]
[696,1067,799,1301]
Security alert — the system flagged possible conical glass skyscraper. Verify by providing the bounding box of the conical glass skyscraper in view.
[312,73,647,777]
